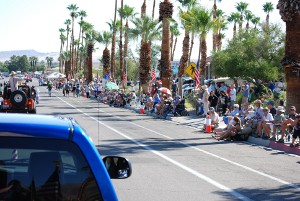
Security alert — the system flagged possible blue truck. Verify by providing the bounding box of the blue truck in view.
[0,114,132,201]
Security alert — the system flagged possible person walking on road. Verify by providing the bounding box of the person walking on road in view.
[47,81,53,97]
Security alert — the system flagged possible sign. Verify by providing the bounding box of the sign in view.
[184,62,197,79]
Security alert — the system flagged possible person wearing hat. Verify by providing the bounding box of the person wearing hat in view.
[201,85,209,117]
[9,71,22,92]
[270,106,285,141]
[256,107,274,138]
[203,107,219,132]
[279,106,298,143]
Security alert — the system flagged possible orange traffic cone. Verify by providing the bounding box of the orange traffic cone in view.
[205,115,212,133]
[205,125,212,133]
[140,108,145,114]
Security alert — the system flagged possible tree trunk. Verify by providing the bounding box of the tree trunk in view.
[188,31,194,65]
[140,42,151,94]
[152,0,156,19]
[170,32,173,61]
[161,17,172,89]
[171,37,177,61]
[87,43,93,83]
[212,1,217,52]
[178,28,190,97]
[119,0,124,88]
[141,0,146,18]
[103,47,110,77]
[200,37,207,84]
[110,0,118,80]
[233,23,237,37]
[284,14,300,110]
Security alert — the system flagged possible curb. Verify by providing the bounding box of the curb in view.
[269,141,300,156]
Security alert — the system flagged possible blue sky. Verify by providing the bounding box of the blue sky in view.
[0,0,284,60]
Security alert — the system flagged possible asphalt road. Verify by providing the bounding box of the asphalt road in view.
[27,79,300,201]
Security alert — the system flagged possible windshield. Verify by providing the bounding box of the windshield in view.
[0,137,103,201]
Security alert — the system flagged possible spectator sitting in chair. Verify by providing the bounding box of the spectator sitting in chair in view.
[290,114,300,147]
[223,104,240,125]
[278,106,298,143]
[267,101,276,117]
[256,107,274,138]
[203,107,219,132]
[270,106,285,141]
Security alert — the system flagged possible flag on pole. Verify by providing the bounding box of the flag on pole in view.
[151,66,156,83]
[195,61,200,89]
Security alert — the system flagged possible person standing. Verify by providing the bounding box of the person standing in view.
[229,84,236,111]
[9,71,22,92]
[201,85,209,117]
[241,81,249,105]
[85,85,90,98]
[47,81,53,97]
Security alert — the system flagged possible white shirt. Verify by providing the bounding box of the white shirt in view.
[229,88,236,101]
[263,112,274,122]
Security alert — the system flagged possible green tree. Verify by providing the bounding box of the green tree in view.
[212,24,285,81]
[227,12,240,37]
[235,2,248,31]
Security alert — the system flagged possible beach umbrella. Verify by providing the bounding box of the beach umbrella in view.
[158,87,171,95]
[106,82,119,90]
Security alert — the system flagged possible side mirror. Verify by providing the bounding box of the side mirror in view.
[103,156,132,179]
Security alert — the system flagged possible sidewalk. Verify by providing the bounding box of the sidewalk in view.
[126,103,300,156]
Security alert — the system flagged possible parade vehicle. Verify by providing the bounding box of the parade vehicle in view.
[1,83,37,113]
[0,114,132,201]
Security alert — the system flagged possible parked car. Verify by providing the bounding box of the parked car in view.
[0,114,132,201]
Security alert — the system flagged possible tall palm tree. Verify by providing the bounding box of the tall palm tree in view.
[110,0,118,80]
[192,6,213,82]
[119,0,124,86]
[64,19,71,52]
[84,29,98,83]
[211,0,222,52]
[79,21,93,73]
[67,4,79,77]
[119,5,136,65]
[170,20,180,61]
[245,10,253,30]
[214,9,227,51]
[263,2,274,27]
[58,28,66,73]
[251,16,260,30]
[159,0,173,89]
[177,0,198,97]
[227,12,240,37]
[152,0,156,19]
[235,2,248,31]
[96,31,112,78]
[76,10,87,73]
[129,16,162,93]
[277,0,300,110]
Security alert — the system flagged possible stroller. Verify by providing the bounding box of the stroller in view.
[173,99,189,116]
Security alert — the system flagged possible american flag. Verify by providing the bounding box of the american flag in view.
[151,66,156,83]
[194,61,200,89]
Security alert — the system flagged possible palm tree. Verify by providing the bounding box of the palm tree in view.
[119,0,124,86]
[227,12,240,37]
[211,0,222,52]
[84,29,98,83]
[170,20,180,61]
[177,0,198,97]
[263,2,274,27]
[141,0,146,18]
[251,16,260,30]
[277,0,300,110]
[119,5,136,65]
[96,31,112,78]
[79,21,93,73]
[152,0,156,19]
[67,4,79,77]
[129,16,162,93]
[214,9,227,51]
[64,19,71,52]
[192,7,213,82]
[58,28,66,73]
[245,10,253,30]
[111,0,118,80]
[76,10,87,72]
[235,2,248,31]
[159,0,173,89]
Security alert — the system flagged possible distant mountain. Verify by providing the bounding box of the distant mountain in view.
[0,49,59,62]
